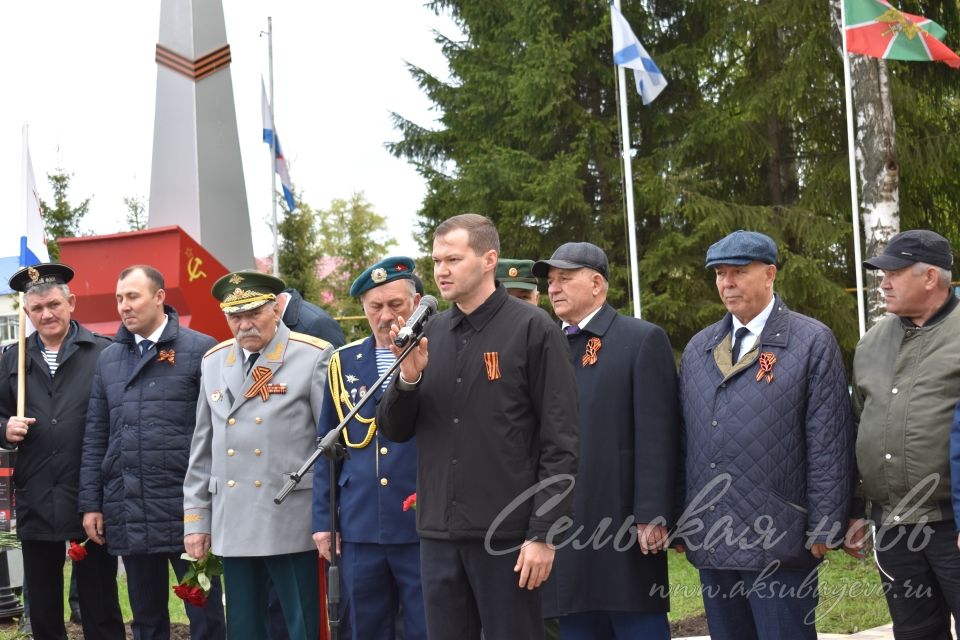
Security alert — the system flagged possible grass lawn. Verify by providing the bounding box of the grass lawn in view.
[667,550,893,634]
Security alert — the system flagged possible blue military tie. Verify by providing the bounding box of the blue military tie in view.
[563,325,581,337]
[731,327,750,364]
[246,352,260,375]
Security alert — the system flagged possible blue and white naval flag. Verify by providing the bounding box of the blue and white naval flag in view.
[0,125,50,295]
[610,4,667,105]
[261,80,297,211]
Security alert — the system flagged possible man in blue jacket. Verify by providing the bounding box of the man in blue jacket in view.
[79,265,225,640]
[312,256,426,640]
[678,231,853,640]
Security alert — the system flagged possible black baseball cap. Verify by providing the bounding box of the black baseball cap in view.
[863,229,954,271]
[532,242,608,279]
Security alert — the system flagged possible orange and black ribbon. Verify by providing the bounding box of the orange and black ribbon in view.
[582,337,602,367]
[158,349,175,365]
[483,352,501,381]
[756,352,777,384]
[245,366,277,401]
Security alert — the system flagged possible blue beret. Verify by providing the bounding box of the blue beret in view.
[350,256,417,297]
[705,230,778,269]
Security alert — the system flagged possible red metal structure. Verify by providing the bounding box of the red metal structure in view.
[59,226,232,341]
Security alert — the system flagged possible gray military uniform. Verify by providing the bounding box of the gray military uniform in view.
[183,322,331,556]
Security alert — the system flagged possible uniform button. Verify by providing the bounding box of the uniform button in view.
[227,449,236,456]
[710,462,717,469]
[380,478,389,486]
[452,459,458,465]
[254,480,262,488]
[255,417,263,424]
[380,447,388,455]
[453,418,459,424]
[711,420,718,427]
[893,515,900,521]
[254,449,262,456]
[50,418,58,425]
[708,505,715,512]
[456,378,462,383]
[885,453,892,460]
[227,480,236,488]
[228,418,236,425]
[891,388,898,394]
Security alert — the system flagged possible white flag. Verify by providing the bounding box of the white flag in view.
[611,5,667,105]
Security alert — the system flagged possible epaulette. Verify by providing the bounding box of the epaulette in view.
[335,337,366,354]
[289,332,332,351]
[204,339,235,358]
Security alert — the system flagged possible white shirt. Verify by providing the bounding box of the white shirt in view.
[134,314,169,347]
[561,305,603,333]
[731,296,775,359]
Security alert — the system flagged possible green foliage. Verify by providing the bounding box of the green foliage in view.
[278,197,323,302]
[315,193,397,341]
[391,0,960,364]
[39,170,89,260]
[124,196,147,232]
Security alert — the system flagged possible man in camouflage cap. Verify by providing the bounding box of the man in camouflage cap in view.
[184,270,334,640]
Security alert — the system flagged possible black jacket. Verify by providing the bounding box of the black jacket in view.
[283,289,345,348]
[0,322,111,541]
[377,285,579,542]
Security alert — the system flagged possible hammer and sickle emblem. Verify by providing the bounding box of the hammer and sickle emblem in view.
[187,256,206,282]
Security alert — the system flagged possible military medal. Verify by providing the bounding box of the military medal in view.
[582,337,602,367]
[350,388,358,401]
[756,352,777,384]
[359,385,367,397]
[211,390,222,402]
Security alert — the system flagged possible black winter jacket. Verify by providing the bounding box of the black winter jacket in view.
[0,322,111,541]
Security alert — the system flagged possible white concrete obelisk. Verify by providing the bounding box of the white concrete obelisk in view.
[148,0,254,271]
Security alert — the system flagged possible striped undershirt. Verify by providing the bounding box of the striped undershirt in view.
[40,348,59,377]
[374,348,397,391]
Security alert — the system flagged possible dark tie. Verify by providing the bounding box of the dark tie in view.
[731,327,750,364]
[139,339,154,356]
[246,352,260,375]
[563,325,581,337]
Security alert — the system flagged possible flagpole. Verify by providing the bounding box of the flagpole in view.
[839,0,866,338]
[267,17,280,277]
[613,0,642,319]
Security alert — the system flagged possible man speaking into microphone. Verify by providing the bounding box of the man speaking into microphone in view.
[377,214,580,640]
[312,256,428,639]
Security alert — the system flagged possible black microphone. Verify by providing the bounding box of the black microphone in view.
[394,295,439,347]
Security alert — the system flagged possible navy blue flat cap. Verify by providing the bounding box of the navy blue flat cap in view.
[705,230,778,269]
[863,229,953,271]
[533,242,608,279]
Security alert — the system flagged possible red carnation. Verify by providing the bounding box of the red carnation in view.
[402,493,417,512]
[67,540,88,561]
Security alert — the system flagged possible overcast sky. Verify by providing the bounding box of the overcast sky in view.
[1,1,458,261]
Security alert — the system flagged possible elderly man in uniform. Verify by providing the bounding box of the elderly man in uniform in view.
[80,265,226,640]
[183,271,333,640]
[313,256,426,640]
[497,259,540,305]
[679,230,853,640]
[534,242,680,639]
[0,263,124,640]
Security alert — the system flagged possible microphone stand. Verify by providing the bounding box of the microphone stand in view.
[275,332,425,640]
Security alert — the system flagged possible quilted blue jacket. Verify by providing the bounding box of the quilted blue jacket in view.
[678,296,854,571]
[79,307,215,555]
